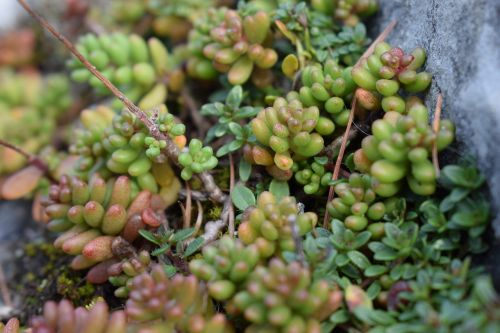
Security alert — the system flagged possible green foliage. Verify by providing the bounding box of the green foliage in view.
[3,1,498,332]
[179,139,218,180]
[353,98,455,196]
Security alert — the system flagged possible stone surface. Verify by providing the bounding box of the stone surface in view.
[371,0,500,283]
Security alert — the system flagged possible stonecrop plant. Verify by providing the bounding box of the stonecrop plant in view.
[0,0,498,332]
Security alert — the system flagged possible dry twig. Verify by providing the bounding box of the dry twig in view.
[432,94,443,176]
[228,154,235,238]
[323,20,397,227]
[0,139,54,182]
[183,183,192,228]
[0,264,12,308]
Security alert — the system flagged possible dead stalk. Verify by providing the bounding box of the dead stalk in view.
[432,94,443,175]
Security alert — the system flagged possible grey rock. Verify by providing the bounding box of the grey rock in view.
[371,0,500,283]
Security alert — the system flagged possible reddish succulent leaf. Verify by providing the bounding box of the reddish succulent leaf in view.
[1,165,43,200]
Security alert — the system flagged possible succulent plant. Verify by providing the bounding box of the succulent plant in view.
[299,59,356,126]
[419,164,490,254]
[310,0,378,26]
[198,9,278,85]
[352,42,432,112]
[68,33,183,109]
[0,70,70,175]
[201,85,259,143]
[326,173,390,234]
[353,99,455,196]
[126,265,233,332]
[29,299,127,333]
[149,0,217,41]
[189,236,260,301]
[275,1,371,65]
[187,7,227,80]
[178,139,218,180]
[229,258,343,332]
[107,250,152,298]
[69,105,183,205]
[238,191,317,258]
[292,156,333,194]
[42,174,166,268]
[251,94,335,171]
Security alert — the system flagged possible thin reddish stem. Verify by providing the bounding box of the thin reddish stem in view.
[322,20,397,227]
[432,94,443,176]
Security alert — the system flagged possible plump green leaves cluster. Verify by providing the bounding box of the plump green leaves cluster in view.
[238,191,318,258]
[179,139,218,180]
[292,156,333,194]
[189,236,260,301]
[353,100,455,196]
[68,33,172,109]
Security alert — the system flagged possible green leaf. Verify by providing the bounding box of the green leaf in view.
[183,236,204,257]
[226,85,243,109]
[441,165,485,189]
[374,246,398,261]
[228,140,243,152]
[364,265,388,277]
[329,309,349,324]
[152,243,171,256]
[172,227,196,242]
[347,250,371,269]
[335,253,350,266]
[239,160,252,182]
[366,281,381,299]
[216,143,231,157]
[439,187,470,212]
[139,230,160,245]
[269,179,290,199]
[352,231,372,249]
[163,264,177,278]
[235,106,259,119]
[231,184,256,210]
[200,102,224,116]
[228,122,243,137]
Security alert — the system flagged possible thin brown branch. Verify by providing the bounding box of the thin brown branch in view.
[0,264,12,308]
[0,139,54,181]
[17,0,227,203]
[182,87,209,138]
[228,154,235,238]
[193,201,204,235]
[432,94,443,176]
[183,183,192,228]
[322,20,397,227]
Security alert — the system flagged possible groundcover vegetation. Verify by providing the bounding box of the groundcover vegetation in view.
[0,0,499,332]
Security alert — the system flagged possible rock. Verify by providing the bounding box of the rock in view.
[371,0,500,284]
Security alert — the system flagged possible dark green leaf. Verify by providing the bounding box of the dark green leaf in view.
[226,85,243,109]
[163,264,177,278]
[228,122,243,137]
[231,184,256,210]
[183,236,204,257]
[365,265,388,277]
[348,250,371,269]
[239,160,252,182]
[269,179,290,199]
[152,243,171,256]
[216,143,231,157]
[139,230,160,245]
[235,106,259,119]
[172,227,196,242]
